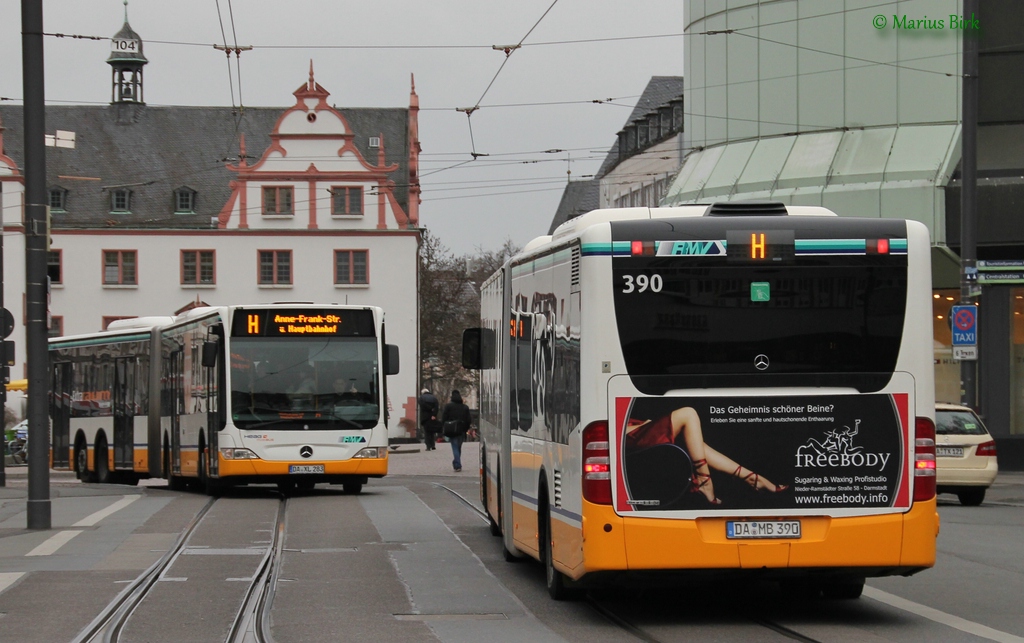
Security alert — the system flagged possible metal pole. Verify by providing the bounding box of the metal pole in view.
[21,0,51,529]
[960,0,979,410]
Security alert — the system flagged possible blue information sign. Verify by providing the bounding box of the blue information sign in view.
[951,305,977,346]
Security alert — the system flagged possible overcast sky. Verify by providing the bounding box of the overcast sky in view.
[0,0,684,255]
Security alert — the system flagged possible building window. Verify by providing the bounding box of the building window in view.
[262,186,293,215]
[672,101,683,131]
[102,316,137,330]
[182,250,215,285]
[48,316,63,338]
[47,250,62,285]
[174,187,196,213]
[637,123,648,148]
[660,107,672,137]
[648,116,659,142]
[259,250,291,285]
[335,250,368,285]
[103,250,137,285]
[111,189,131,212]
[331,186,363,216]
[49,187,67,211]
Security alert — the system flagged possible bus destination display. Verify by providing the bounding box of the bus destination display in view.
[231,308,375,338]
[726,229,795,263]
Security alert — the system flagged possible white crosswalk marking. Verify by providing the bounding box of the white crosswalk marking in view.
[25,530,82,557]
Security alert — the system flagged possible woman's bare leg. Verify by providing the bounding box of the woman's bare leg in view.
[703,445,783,492]
[668,407,719,502]
[669,407,783,493]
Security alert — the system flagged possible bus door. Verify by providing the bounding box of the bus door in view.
[50,362,72,468]
[169,348,183,473]
[204,329,222,477]
[113,358,135,469]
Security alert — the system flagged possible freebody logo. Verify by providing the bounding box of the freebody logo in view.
[794,420,892,472]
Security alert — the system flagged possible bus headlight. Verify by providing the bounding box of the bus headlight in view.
[220,448,259,460]
[353,447,387,459]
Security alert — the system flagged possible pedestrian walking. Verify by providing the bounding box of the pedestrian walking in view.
[418,388,440,450]
[439,390,472,472]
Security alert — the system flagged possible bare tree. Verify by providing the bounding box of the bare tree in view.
[419,231,477,402]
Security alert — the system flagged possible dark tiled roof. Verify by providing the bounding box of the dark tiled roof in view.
[596,76,684,178]
[0,103,410,229]
[547,179,600,234]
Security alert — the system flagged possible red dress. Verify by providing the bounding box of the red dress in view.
[624,415,677,450]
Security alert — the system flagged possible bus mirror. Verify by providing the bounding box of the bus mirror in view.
[385,344,400,375]
[462,328,494,370]
[201,341,218,368]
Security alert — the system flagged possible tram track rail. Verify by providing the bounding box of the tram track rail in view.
[226,497,288,643]
[438,481,826,642]
[71,497,218,643]
[71,495,290,643]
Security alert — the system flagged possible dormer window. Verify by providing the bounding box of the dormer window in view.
[672,100,683,131]
[49,187,68,212]
[648,115,659,143]
[263,186,294,216]
[174,187,196,213]
[111,188,131,213]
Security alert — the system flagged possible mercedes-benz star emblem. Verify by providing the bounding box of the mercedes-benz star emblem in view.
[299,446,314,459]
[754,354,770,371]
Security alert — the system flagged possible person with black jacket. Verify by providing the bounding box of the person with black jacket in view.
[439,390,472,471]
[418,388,440,450]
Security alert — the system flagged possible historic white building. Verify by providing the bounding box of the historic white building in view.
[0,18,423,438]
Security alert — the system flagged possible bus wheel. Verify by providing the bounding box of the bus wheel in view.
[95,438,111,484]
[542,509,579,600]
[482,459,501,536]
[342,481,363,495]
[278,480,296,495]
[822,578,864,600]
[74,438,95,483]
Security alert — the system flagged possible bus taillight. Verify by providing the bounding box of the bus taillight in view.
[913,416,936,502]
[582,421,612,505]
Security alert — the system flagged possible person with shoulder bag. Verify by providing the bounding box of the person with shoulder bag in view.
[418,388,440,450]
[439,390,472,472]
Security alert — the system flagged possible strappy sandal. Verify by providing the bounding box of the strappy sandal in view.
[691,458,722,505]
[734,465,788,493]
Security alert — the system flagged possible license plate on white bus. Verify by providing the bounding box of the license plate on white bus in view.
[289,464,324,474]
[727,520,801,539]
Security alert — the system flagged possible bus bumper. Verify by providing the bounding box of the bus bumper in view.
[214,452,388,483]
[580,499,937,579]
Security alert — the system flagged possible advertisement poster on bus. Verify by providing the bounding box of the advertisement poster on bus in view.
[613,394,911,513]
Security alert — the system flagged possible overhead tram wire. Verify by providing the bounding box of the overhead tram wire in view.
[214,0,237,112]
[226,0,245,112]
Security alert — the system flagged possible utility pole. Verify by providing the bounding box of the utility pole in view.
[21,0,51,529]
[960,0,979,410]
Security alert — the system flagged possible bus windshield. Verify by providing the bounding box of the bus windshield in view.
[229,336,380,430]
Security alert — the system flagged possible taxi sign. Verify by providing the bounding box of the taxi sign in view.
[951,305,977,346]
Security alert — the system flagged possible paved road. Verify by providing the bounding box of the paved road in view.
[0,454,1020,642]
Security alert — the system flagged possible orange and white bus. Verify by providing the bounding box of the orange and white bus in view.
[49,303,399,494]
[464,202,938,599]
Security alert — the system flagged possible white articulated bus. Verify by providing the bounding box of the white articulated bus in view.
[50,303,399,494]
[464,202,937,599]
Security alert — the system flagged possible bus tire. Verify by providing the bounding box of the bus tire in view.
[95,437,111,484]
[822,578,864,600]
[342,481,363,495]
[542,507,580,600]
[502,544,521,563]
[74,436,95,483]
[482,456,501,536]
[278,480,296,495]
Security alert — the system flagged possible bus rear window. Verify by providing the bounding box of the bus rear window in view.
[612,258,907,394]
